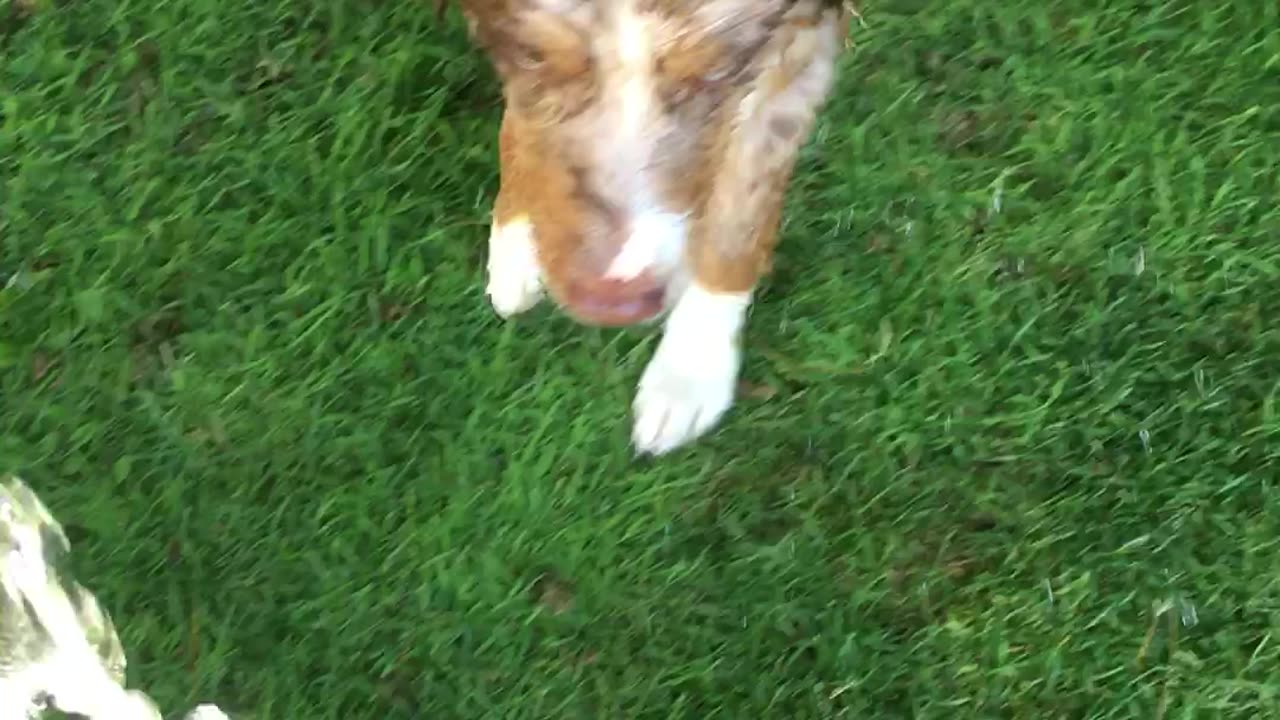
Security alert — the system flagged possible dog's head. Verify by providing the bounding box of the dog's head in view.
[456,0,845,325]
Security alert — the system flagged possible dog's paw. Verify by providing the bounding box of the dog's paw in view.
[485,217,544,318]
[631,286,750,456]
[632,343,739,456]
[184,704,231,720]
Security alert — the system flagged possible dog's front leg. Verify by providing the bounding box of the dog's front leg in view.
[629,173,787,457]
[631,5,849,456]
[485,109,546,318]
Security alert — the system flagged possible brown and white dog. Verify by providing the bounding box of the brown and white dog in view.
[451,0,851,455]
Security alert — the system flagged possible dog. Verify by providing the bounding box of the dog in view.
[450,0,851,455]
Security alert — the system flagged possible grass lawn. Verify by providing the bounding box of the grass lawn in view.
[3,0,1279,717]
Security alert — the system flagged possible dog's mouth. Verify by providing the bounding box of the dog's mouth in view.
[550,263,689,328]
[535,207,692,327]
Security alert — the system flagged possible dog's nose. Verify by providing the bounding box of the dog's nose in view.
[562,272,666,327]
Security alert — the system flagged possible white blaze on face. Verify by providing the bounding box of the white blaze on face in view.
[596,1,690,284]
[615,3,655,136]
[606,209,688,281]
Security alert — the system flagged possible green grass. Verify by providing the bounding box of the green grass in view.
[3,0,1279,717]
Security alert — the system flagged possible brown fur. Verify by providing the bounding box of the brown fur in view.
[689,5,848,292]
[453,0,850,325]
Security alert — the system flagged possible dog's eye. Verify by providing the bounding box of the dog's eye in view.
[655,54,744,110]
[512,44,545,71]
[700,61,739,85]
[496,9,594,81]
[655,33,754,109]
[666,84,694,106]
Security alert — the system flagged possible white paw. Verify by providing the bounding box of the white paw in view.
[184,704,232,720]
[485,216,544,318]
[631,286,751,456]
[632,342,739,455]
